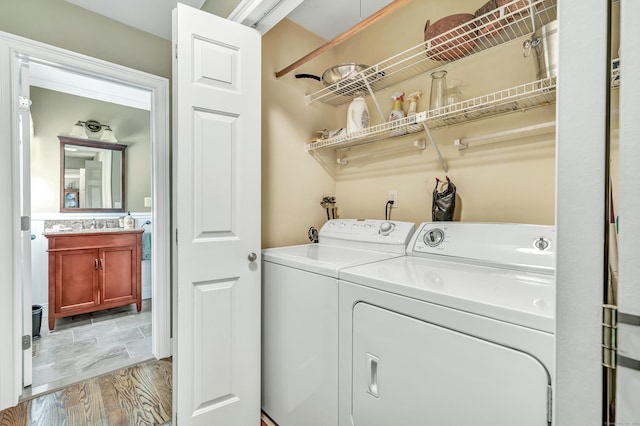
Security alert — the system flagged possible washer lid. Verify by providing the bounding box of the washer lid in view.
[340,256,554,333]
[262,244,403,278]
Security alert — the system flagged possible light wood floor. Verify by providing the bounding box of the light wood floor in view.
[0,357,172,426]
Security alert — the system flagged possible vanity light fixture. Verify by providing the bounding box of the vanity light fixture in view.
[100,125,118,142]
[68,119,118,142]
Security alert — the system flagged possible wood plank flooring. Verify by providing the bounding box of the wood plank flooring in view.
[0,357,172,426]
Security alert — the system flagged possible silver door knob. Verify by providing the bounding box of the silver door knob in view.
[248,253,257,262]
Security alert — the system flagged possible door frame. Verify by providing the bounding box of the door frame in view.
[0,30,171,409]
[554,0,608,424]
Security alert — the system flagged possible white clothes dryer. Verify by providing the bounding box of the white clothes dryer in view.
[338,222,556,426]
[262,219,416,426]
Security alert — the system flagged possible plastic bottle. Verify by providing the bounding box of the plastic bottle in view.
[124,212,134,230]
[389,92,406,136]
[347,93,369,134]
[406,91,423,133]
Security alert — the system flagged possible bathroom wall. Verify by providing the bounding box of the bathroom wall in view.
[0,0,171,79]
[30,87,151,213]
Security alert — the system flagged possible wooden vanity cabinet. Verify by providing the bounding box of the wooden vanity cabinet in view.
[45,230,143,330]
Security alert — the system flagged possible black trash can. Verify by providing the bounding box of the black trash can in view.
[32,305,42,341]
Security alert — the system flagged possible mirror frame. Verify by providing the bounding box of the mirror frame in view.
[59,136,126,213]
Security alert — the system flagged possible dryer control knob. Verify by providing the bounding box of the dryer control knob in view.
[424,228,445,247]
[534,237,550,251]
[379,222,395,236]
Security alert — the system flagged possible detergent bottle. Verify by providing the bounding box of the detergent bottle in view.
[389,91,406,136]
[346,92,369,134]
[406,91,423,133]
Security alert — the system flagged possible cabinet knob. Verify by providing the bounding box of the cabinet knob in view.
[248,253,257,262]
[94,259,99,270]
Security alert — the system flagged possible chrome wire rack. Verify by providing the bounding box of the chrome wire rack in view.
[305,0,557,106]
[305,77,556,152]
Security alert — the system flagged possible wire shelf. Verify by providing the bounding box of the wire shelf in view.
[305,0,557,106]
[305,77,556,152]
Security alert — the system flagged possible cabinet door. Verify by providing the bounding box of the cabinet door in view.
[55,248,99,313]
[100,245,137,306]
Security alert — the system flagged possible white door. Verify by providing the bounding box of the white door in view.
[18,60,33,389]
[173,4,261,425]
[84,159,103,208]
[616,0,640,422]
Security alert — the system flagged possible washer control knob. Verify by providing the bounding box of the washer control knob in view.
[424,228,445,247]
[534,237,550,251]
[379,222,395,236]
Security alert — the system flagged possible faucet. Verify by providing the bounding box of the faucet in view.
[91,218,96,229]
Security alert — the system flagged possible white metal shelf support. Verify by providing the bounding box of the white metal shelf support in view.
[422,122,448,173]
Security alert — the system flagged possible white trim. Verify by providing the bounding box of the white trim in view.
[228,0,303,34]
[29,61,151,111]
[554,1,607,424]
[0,33,19,412]
[0,30,171,410]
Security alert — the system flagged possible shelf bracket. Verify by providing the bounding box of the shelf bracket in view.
[421,121,448,173]
[361,73,386,123]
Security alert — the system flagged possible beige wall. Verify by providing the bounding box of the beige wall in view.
[30,87,151,213]
[0,0,171,79]
[261,19,340,248]
[264,0,556,230]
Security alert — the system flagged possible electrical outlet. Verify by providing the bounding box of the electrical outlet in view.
[388,190,398,207]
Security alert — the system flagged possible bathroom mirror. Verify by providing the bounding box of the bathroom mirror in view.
[59,136,126,212]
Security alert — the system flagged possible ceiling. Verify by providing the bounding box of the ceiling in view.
[64,0,394,41]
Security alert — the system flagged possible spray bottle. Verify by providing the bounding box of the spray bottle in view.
[406,91,423,133]
[389,91,406,136]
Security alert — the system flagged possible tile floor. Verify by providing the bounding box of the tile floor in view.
[26,299,153,399]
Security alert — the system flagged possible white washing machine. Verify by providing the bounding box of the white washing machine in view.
[262,219,416,426]
[338,222,556,426]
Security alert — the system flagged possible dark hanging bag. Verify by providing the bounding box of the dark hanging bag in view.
[432,177,456,221]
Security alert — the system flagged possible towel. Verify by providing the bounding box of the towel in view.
[142,232,152,260]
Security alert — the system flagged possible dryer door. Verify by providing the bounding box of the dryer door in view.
[352,303,551,426]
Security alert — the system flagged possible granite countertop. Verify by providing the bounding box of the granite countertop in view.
[43,227,143,236]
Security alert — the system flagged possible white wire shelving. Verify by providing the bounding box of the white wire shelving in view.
[305,0,557,107]
[306,77,557,152]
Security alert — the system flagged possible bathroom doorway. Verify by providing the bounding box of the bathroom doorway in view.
[1,34,171,399]
[28,84,154,395]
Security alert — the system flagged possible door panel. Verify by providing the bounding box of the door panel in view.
[352,303,550,426]
[193,110,235,235]
[173,4,261,425]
